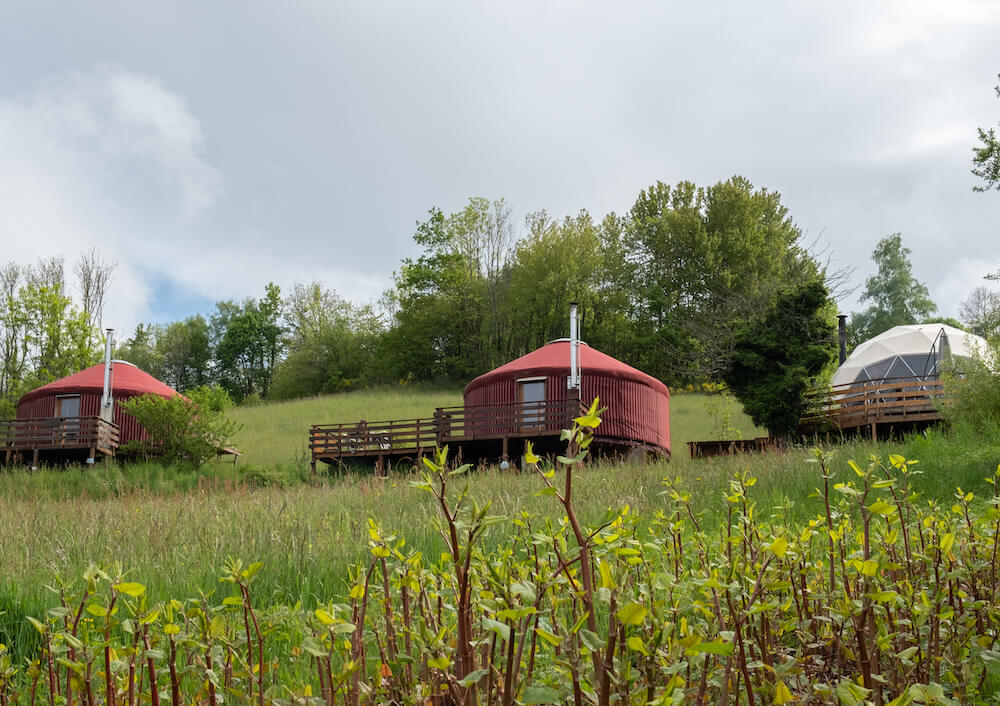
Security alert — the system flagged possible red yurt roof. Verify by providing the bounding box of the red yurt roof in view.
[19,362,181,405]
[465,340,668,396]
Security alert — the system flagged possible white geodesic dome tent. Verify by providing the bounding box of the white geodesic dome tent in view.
[831,323,988,388]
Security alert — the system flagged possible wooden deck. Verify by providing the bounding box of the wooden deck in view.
[1,416,120,466]
[310,399,588,471]
[800,376,947,439]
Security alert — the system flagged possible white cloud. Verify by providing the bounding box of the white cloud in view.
[0,65,222,331]
[935,256,1000,320]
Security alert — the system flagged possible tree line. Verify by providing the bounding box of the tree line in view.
[2,174,997,424]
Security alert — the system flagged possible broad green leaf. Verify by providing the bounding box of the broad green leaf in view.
[331,622,356,634]
[686,640,735,657]
[524,442,540,465]
[427,655,450,670]
[301,636,326,658]
[209,615,226,638]
[241,561,263,581]
[773,680,794,704]
[574,414,601,429]
[598,560,616,590]
[315,608,335,625]
[113,582,146,597]
[557,451,588,466]
[870,591,898,604]
[768,536,789,559]
[940,533,955,556]
[867,499,895,516]
[458,668,487,687]
[482,617,511,642]
[222,596,243,607]
[26,616,47,635]
[520,685,562,704]
[579,629,605,652]
[616,603,647,627]
[535,627,561,647]
[85,603,107,618]
[626,636,649,655]
[836,678,871,706]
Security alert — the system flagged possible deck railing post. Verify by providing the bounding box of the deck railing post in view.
[434,409,446,446]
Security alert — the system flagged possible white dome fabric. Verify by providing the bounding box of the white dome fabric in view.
[832,323,988,388]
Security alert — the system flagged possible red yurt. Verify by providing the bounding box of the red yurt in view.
[464,339,671,457]
[17,361,181,444]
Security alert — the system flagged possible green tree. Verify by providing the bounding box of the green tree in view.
[115,323,165,378]
[960,286,1000,339]
[20,257,96,386]
[972,73,1000,192]
[0,263,29,415]
[158,316,212,392]
[385,199,513,381]
[270,282,384,399]
[724,281,837,438]
[626,177,819,385]
[850,234,937,345]
[212,283,284,401]
[497,209,635,364]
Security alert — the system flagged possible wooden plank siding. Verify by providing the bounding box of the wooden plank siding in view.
[1,416,120,466]
[800,376,948,439]
[310,399,588,471]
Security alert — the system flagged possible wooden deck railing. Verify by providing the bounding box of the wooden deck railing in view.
[436,399,588,440]
[1,416,120,462]
[800,376,947,434]
[310,415,439,460]
[310,399,588,462]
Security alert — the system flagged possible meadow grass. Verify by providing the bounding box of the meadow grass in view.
[227,384,464,467]
[2,387,999,665]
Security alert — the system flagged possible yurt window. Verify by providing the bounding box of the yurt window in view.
[55,395,81,418]
[517,378,546,428]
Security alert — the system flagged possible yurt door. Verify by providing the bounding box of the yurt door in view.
[517,378,546,430]
[56,395,80,418]
[55,394,82,440]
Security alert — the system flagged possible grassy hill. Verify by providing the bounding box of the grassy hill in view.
[226,385,768,468]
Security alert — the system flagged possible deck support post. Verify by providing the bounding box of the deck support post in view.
[310,459,316,477]
[31,447,39,469]
[870,421,877,442]
[501,436,509,463]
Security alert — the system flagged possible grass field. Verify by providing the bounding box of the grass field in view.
[225,385,768,469]
[2,386,1000,672]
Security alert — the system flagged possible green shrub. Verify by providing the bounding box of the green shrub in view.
[119,393,239,466]
[184,383,234,413]
[941,335,1000,430]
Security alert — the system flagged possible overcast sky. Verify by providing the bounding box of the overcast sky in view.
[1,1,998,335]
